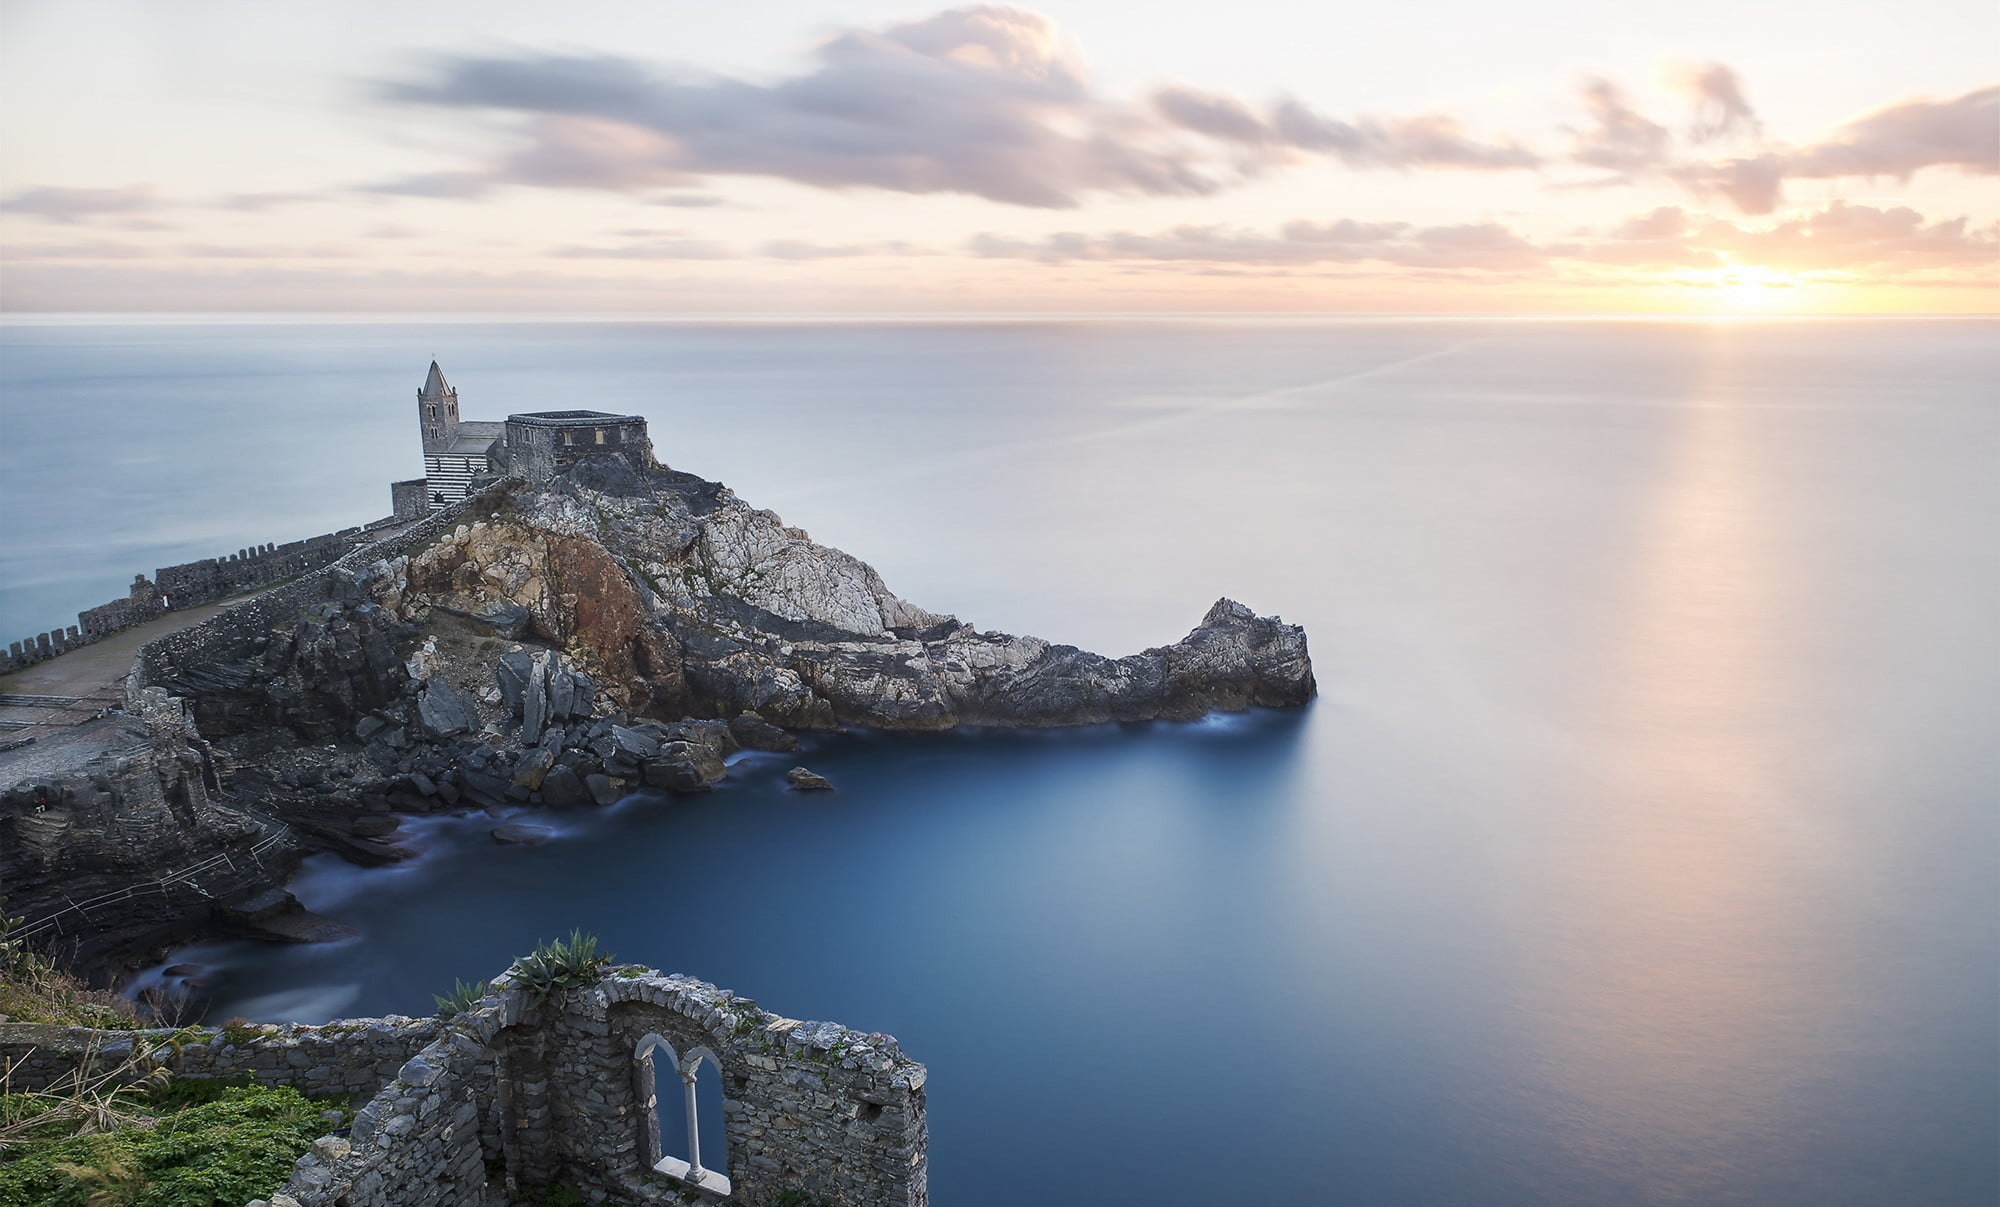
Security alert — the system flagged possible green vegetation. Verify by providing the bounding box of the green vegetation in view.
[433,978,488,1020]
[0,898,336,1206]
[0,1080,338,1207]
[509,931,613,1005]
[0,898,142,1030]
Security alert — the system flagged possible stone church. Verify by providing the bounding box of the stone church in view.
[392,361,652,516]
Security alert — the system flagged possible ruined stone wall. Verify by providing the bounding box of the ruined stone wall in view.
[0,1017,437,1100]
[0,964,928,1207]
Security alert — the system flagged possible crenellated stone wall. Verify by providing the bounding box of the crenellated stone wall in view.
[1,520,405,676]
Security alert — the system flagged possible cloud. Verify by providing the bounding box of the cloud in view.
[1148,86,1539,169]
[761,239,919,259]
[650,193,729,208]
[1670,154,1784,215]
[968,201,1996,281]
[360,170,497,199]
[1668,63,1761,142]
[1569,79,1671,173]
[1712,202,1999,272]
[970,219,1552,270]
[550,236,734,259]
[0,184,164,224]
[383,6,1228,208]
[0,240,153,260]
[215,190,323,212]
[1787,85,1999,178]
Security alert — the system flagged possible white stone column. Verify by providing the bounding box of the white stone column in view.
[682,1068,705,1179]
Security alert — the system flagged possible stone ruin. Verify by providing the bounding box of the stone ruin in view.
[0,964,928,1207]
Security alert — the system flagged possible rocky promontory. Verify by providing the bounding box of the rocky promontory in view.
[4,448,1312,977]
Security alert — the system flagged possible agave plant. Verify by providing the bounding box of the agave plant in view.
[432,978,488,1020]
[509,930,613,1004]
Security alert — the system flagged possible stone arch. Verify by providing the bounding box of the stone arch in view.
[632,1030,731,1194]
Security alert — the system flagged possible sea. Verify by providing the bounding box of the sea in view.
[1,317,1995,1206]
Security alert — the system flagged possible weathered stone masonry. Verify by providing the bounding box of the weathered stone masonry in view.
[2,523,398,676]
[0,966,928,1207]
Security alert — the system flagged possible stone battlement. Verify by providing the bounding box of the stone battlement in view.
[2,520,403,677]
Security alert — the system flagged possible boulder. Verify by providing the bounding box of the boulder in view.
[540,766,588,808]
[610,724,660,761]
[729,713,798,752]
[416,681,478,738]
[512,747,557,790]
[786,766,833,792]
[585,773,622,806]
[642,758,712,793]
[491,822,552,846]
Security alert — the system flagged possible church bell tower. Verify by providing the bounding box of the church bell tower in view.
[418,359,460,455]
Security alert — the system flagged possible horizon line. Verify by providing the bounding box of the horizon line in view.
[2,310,1996,326]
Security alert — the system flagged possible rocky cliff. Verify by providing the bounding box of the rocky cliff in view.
[371,461,1315,730]
[14,450,1311,977]
[0,689,299,974]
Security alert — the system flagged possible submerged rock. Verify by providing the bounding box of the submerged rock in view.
[786,767,833,792]
[490,822,553,846]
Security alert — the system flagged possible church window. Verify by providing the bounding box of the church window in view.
[595,429,606,444]
[562,431,573,445]
[634,1035,731,1195]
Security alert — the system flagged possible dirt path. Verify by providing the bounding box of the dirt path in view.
[0,600,241,738]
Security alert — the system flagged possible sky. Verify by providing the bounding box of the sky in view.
[0,0,1994,314]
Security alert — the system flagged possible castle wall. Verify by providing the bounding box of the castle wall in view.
[502,415,652,482]
[1,520,403,677]
[390,478,431,522]
[127,489,497,709]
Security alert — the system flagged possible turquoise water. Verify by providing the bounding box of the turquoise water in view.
[4,318,1996,1204]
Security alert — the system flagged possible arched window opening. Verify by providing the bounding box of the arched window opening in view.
[635,1035,731,1196]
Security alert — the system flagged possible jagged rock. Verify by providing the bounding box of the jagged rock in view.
[350,815,400,838]
[729,713,798,752]
[641,757,712,793]
[490,822,552,846]
[541,766,588,808]
[416,681,478,738]
[355,715,386,740]
[610,724,659,761]
[584,773,621,806]
[786,767,833,792]
[522,650,551,743]
[511,747,557,790]
[496,651,533,714]
[658,739,726,785]
[459,770,508,810]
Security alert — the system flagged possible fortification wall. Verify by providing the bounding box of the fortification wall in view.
[126,487,506,706]
[1,519,404,677]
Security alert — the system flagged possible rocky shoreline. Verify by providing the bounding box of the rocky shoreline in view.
[1,452,1314,985]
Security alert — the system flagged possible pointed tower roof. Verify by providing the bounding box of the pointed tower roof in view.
[421,360,451,398]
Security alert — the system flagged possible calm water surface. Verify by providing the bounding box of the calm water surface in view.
[3,318,1995,1205]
